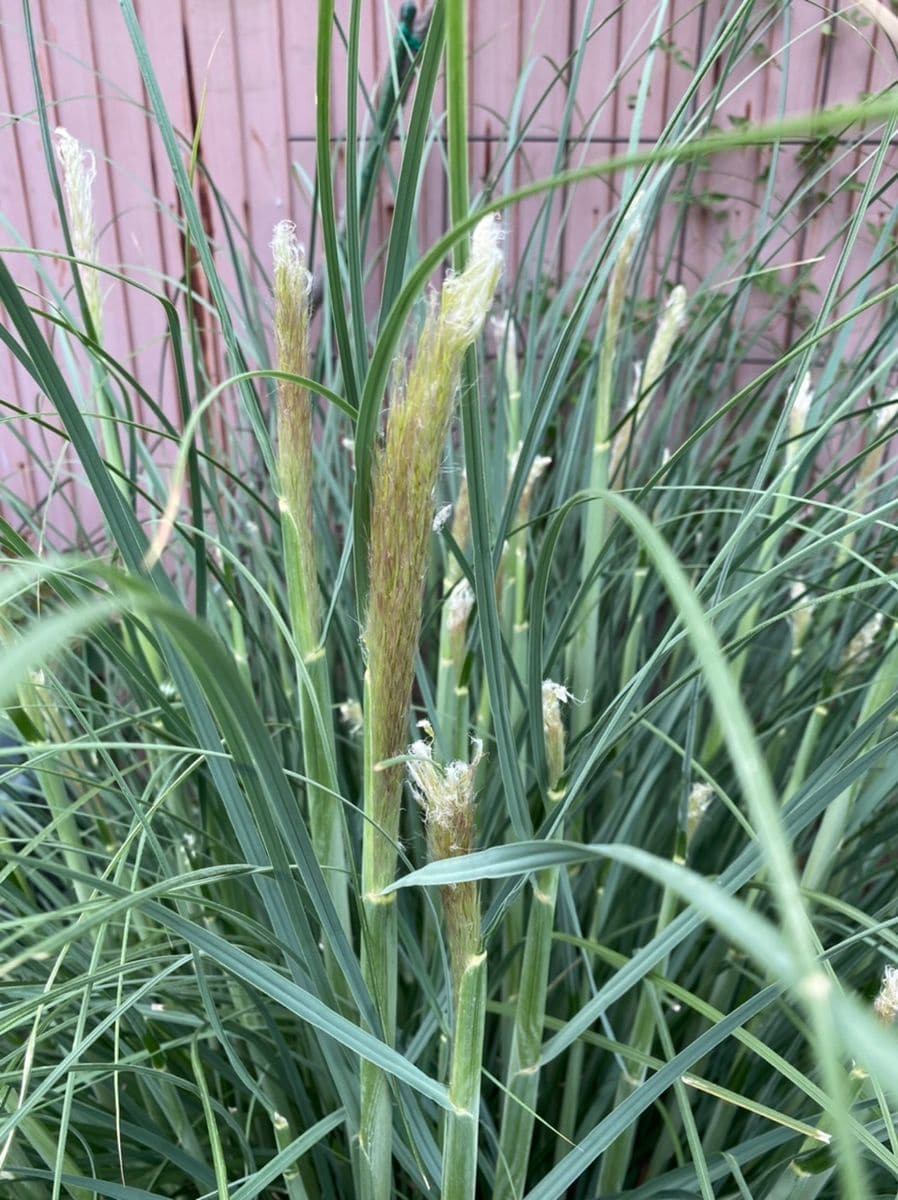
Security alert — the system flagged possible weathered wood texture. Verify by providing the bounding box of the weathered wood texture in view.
[0,1,892,534]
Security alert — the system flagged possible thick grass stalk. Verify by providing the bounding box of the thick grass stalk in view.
[801,619,898,892]
[767,965,898,1199]
[272,222,351,944]
[444,949,487,1200]
[495,681,569,1200]
[703,372,813,761]
[272,1111,311,1200]
[569,220,639,737]
[408,739,484,1200]
[13,670,91,906]
[507,453,551,728]
[617,288,685,689]
[598,782,713,1193]
[360,217,502,1199]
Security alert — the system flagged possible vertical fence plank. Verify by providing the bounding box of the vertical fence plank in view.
[3,0,898,532]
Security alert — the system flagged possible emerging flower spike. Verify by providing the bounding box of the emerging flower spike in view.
[54,127,103,334]
[407,739,485,1008]
[433,503,453,533]
[542,679,571,793]
[788,371,814,443]
[338,699,364,735]
[641,284,687,401]
[845,612,884,666]
[686,781,715,844]
[874,964,898,1023]
[875,392,898,433]
[789,581,813,649]
[446,578,475,635]
[519,452,552,523]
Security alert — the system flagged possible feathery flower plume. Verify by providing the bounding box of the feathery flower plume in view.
[271,221,350,945]
[360,217,502,1192]
[272,222,315,540]
[365,214,503,841]
[55,127,103,334]
[272,222,315,551]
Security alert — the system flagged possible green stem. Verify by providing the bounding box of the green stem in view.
[597,883,679,1193]
[273,1111,313,1200]
[568,225,636,738]
[494,866,560,1200]
[359,669,399,1200]
[802,631,898,892]
[281,463,352,959]
[443,948,487,1200]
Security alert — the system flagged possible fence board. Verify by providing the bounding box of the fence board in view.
[0,0,894,535]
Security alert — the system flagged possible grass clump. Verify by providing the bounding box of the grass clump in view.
[5,2,898,1199]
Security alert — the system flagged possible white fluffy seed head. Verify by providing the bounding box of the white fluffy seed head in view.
[271,221,312,299]
[875,964,898,1023]
[338,698,363,735]
[407,738,483,857]
[687,781,714,843]
[440,215,504,349]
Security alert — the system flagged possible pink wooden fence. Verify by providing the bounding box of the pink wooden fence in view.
[0,0,894,539]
